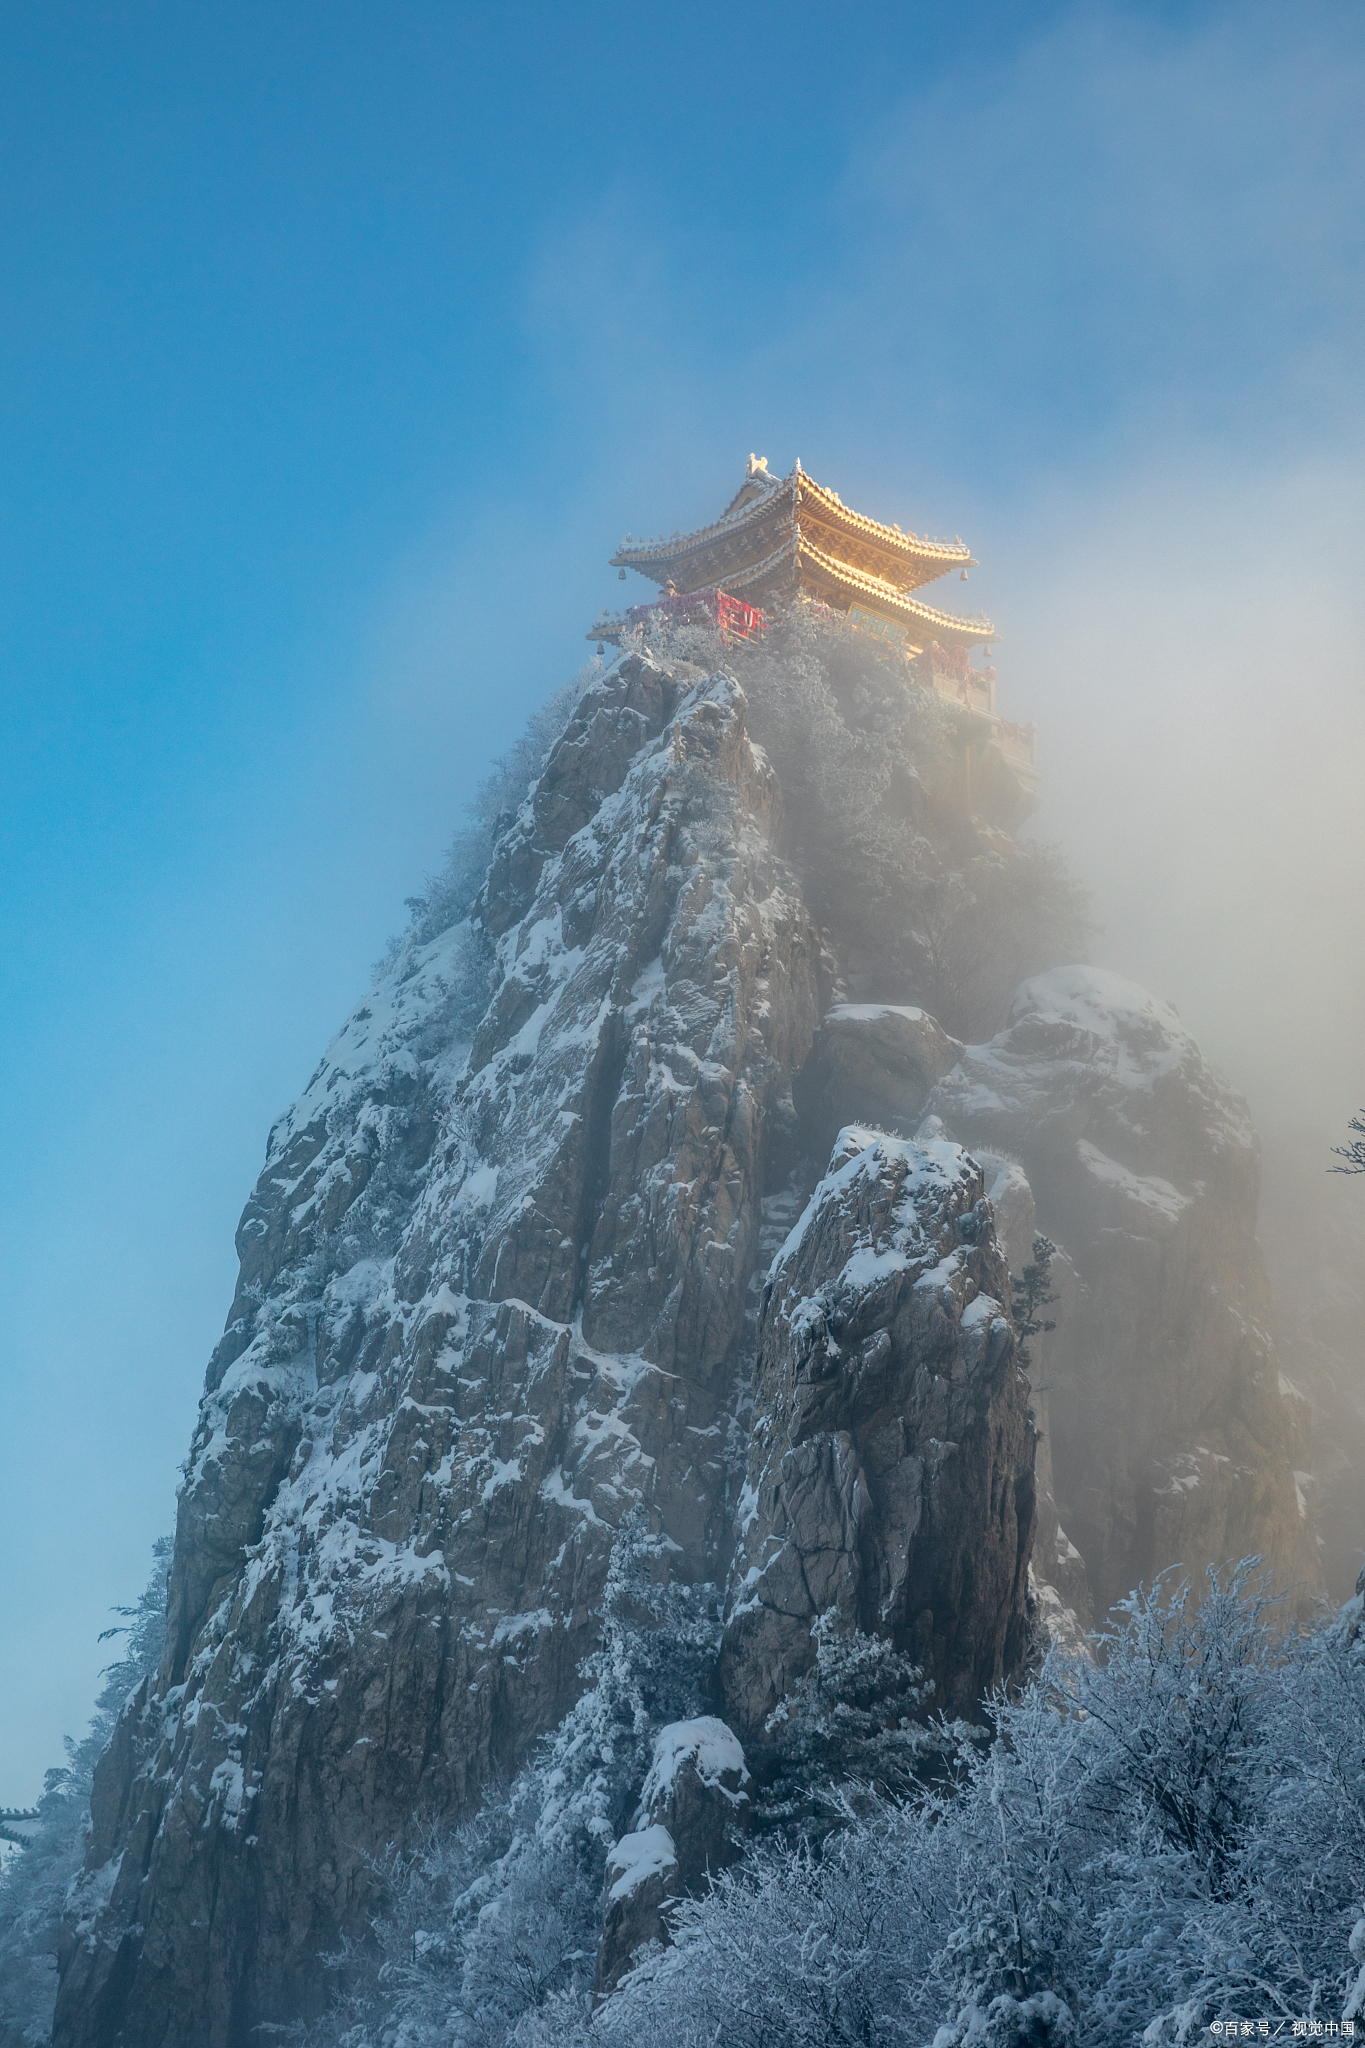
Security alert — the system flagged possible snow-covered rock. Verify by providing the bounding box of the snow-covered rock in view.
[638,1717,748,1821]
[595,1716,751,1993]
[53,655,1322,2048]
[960,1143,1093,1640]
[793,1003,963,1165]
[636,1716,749,1890]
[595,1824,678,1995]
[605,1823,677,1907]
[721,1128,1036,1738]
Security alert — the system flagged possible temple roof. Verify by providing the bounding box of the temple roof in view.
[611,457,977,595]
[606,456,995,649]
[592,458,1029,822]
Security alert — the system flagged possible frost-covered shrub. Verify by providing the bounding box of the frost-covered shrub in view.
[520,1563,1365,2048]
[0,1540,171,2048]
[289,1806,602,2048]
[586,1809,961,2048]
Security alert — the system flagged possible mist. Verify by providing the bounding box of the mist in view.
[1003,450,1364,1151]
[4,2,1365,2039]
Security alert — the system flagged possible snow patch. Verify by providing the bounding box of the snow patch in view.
[826,1002,933,1025]
[1076,1141,1190,1225]
[639,1718,749,1819]
[606,1823,677,1903]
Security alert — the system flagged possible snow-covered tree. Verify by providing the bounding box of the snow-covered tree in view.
[756,1612,952,1834]
[1331,1110,1365,1174]
[0,1538,171,2048]
[399,666,595,951]
[521,1561,1365,2048]
[1011,1234,1058,1372]
[363,663,599,1051]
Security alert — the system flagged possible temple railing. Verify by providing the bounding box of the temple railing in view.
[993,716,1039,771]
[636,588,765,642]
[930,672,995,717]
[588,588,766,647]
[921,653,1038,781]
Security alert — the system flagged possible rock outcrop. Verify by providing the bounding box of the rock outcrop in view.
[595,1717,750,1993]
[721,1129,1036,1737]
[793,1003,963,1166]
[597,1826,679,1996]
[932,967,1319,1617]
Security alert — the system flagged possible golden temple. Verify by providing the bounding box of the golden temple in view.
[588,456,1037,826]
[588,453,998,655]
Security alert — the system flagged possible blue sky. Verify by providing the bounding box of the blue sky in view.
[3,0,1364,1801]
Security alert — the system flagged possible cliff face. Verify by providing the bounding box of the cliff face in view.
[56,658,825,2047]
[931,967,1319,1617]
[54,645,1317,2047]
[1258,1133,1365,1601]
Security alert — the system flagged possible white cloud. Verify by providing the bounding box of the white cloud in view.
[1000,444,1365,1149]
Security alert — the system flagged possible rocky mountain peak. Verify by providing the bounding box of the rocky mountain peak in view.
[50,634,1320,2047]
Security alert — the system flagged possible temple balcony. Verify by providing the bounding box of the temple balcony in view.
[923,647,996,718]
[919,651,1039,827]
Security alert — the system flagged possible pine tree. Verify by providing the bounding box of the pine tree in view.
[1012,1234,1058,1371]
[757,1612,951,1833]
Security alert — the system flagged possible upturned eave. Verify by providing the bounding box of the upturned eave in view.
[793,535,998,650]
[609,463,976,595]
